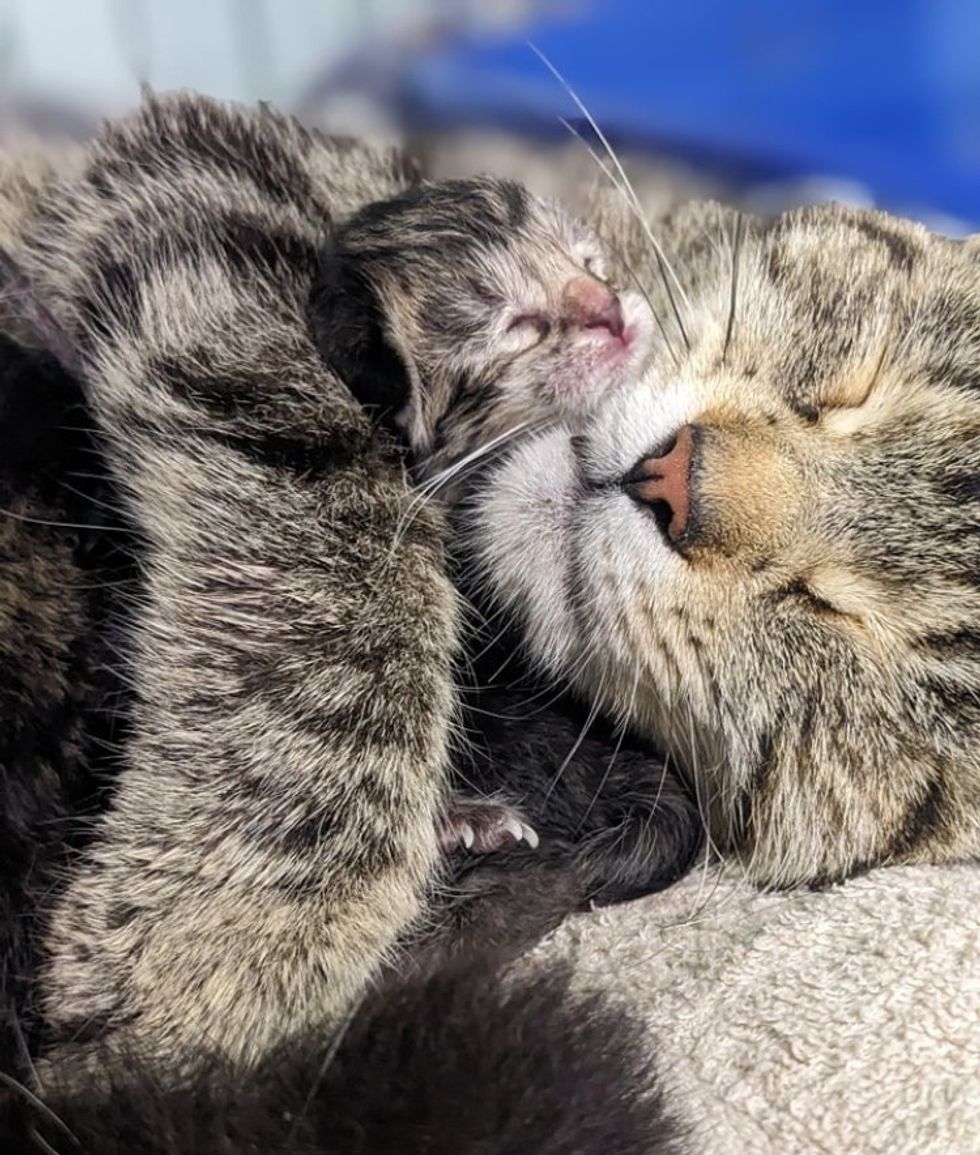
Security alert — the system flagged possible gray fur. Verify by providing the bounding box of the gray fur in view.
[0,93,672,1089]
[6,93,457,1081]
[312,178,652,489]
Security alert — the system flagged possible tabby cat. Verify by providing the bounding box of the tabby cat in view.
[474,198,980,886]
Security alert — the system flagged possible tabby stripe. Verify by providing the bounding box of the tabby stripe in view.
[886,773,946,859]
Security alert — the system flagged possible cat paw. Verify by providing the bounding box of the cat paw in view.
[439,797,540,855]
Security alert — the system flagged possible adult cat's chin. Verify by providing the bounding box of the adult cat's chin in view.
[470,385,681,687]
[470,425,581,678]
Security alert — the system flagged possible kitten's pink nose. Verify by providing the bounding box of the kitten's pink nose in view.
[562,277,624,339]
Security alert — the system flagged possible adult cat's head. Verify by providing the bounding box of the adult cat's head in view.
[473,200,980,886]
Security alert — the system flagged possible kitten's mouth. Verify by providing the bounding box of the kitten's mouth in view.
[586,313,649,376]
[550,292,654,417]
[614,293,654,365]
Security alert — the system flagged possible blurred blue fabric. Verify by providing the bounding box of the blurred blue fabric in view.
[406,0,980,225]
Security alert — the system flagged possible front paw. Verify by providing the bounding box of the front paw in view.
[576,788,705,907]
[439,796,540,855]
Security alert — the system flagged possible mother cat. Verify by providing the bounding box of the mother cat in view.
[476,197,980,885]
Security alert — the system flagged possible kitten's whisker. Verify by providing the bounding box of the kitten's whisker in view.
[621,251,681,371]
[0,506,131,533]
[386,421,534,564]
[555,115,681,368]
[544,671,606,801]
[0,1072,79,1149]
[532,45,692,349]
[576,659,640,831]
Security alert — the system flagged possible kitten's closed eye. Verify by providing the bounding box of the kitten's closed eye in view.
[506,312,551,348]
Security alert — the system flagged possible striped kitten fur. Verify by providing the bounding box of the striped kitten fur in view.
[4,94,458,1079]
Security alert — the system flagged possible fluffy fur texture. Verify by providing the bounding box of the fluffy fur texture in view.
[1,960,682,1155]
[0,94,698,1127]
[473,198,980,885]
[0,335,134,1077]
[4,93,460,1080]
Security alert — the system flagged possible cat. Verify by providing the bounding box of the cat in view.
[472,196,980,887]
[309,173,701,883]
[0,91,699,1098]
[5,91,977,1149]
[0,92,463,1084]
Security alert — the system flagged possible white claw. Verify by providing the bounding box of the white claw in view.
[504,816,525,843]
[522,824,540,850]
[460,823,475,850]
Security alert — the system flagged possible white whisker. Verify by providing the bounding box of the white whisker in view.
[531,43,693,348]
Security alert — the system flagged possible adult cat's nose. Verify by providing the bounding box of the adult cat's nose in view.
[562,276,624,338]
[623,425,695,542]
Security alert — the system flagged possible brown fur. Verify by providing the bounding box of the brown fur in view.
[0,96,677,1092]
[311,178,652,493]
[2,94,457,1083]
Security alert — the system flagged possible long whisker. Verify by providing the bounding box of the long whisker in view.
[0,1071,79,1148]
[386,420,535,564]
[557,117,680,369]
[544,672,606,801]
[531,43,692,350]
[721,211,744,365]
[0,506,131,533]
[576,658,641,831]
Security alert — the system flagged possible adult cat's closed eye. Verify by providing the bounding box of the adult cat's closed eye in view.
[474,200,980,886]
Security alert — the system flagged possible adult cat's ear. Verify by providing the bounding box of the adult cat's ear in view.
[308,246,420,427]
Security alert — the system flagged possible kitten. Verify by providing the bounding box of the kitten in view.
[312,175,652,486]
[308,175,701,879]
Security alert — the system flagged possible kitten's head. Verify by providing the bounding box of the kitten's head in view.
[310,177,652,480]
[473,200,980,885]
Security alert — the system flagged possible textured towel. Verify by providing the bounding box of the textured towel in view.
[528,863,980,1154]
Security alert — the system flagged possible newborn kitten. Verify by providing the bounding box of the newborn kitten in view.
[312,175,653,485]
[309,177,701,885]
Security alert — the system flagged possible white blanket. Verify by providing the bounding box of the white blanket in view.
[528,863,980,1154]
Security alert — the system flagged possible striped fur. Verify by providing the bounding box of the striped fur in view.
[311,179,652,489]
[0,94,683,1096]
[475,199,980,886]
[5,94,459,1082]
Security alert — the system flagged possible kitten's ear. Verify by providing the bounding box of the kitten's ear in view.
[308,248,421,426]
[0,245,81,374]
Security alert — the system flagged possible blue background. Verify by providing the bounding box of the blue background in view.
[407,0,980,225]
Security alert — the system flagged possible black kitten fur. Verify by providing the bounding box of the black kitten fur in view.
[0,335,135,1078]
[2,958,685,1155]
